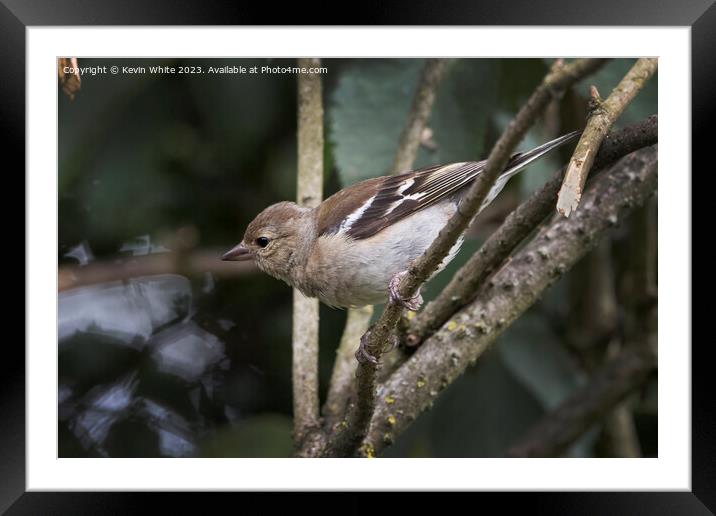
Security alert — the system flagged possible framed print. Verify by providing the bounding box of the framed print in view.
[5,0,707,512]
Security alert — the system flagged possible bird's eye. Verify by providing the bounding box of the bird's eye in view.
[256,236,270,248]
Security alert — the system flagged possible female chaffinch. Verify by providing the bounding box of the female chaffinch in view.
[222,131,579,310]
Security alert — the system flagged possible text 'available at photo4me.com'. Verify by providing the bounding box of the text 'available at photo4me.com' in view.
[61,63,330,77]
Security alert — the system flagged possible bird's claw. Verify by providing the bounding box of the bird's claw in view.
[355,331,399,365]
[355,332,379,364]
[389,270,423,311]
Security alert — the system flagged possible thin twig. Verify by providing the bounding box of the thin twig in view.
[556,58,658,217]
[566,241,643,457]
[324,59,446,434]
[323,305,374,430]
[318,59,448,454]
[592,200,657,457]
[292,58,325,453]
[390,58,448,174]
[363,146,658,455]
[566,241,619,369]
[507,344,656,457]
[327,58,609,457]
[322,61,446,435]
[406,114,658,345]
[58,248,257,292]
[622,201,658,332]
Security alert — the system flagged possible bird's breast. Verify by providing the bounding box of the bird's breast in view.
[306,200,461,308]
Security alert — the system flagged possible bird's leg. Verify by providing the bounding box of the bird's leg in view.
[355,328,399,365]
[389,270,423,312]
[355,330,379,364]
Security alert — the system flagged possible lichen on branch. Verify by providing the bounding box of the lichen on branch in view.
[407,115,658,344]
[334,58,609,458]
[363,146,658,455]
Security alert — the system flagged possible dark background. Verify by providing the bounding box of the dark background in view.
[57,57,658,458]
[0,0,705,510]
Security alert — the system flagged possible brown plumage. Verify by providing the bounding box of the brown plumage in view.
[223,131,580,310]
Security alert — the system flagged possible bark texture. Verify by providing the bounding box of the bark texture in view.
[292,58,325,452]
[363,146,658,455]
[407,115,658,344]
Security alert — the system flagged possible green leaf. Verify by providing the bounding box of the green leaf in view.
[329,59,500,187]
[423,59,500,164]
[497,310,597,457]
[497,311,584,410]
[330,59,422,184]
[426,351,544,457]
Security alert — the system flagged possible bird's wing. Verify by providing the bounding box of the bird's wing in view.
[319,159,507,240]
[338,161,485,240]
[319,130,580,241]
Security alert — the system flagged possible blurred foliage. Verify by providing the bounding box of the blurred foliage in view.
[577,59,658,126]
[59,58,657,458]
[330,59,498,183]
[199,414,294,458]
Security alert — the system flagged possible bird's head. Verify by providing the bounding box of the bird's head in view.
[222,201,311,283]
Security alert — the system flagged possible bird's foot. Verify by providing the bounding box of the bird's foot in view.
[355,331,379,364]
[355,330,399,365]
[389,270,423,311]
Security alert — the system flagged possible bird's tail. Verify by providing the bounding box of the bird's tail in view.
[499,130,581,181]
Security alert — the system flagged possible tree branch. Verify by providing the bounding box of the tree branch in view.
[292,58,325,453]
[321,59,447,437]
[58,247,256,292]
[390,58,448,174]
[591,199,658,457]
[507,344,656,457]
[322,305,374,430]
[332,58,609,457]
[566,240,644,457]
[363,146,657,455]
[557,58,658,217]
[407,115,658,345]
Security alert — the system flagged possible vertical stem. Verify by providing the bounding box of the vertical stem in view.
[595,401,642,457]
[566,241,642,457]
[292,58,324,449]
[390,58,448,174]
[323,305,374,430]
[328,58,609,457]
[318,58,612,458]
[565,241,618,371]
[321,59,446,445]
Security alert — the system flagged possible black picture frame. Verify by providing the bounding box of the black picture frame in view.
[5,0,706,512]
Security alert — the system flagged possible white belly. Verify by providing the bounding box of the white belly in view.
[313,201,462,307]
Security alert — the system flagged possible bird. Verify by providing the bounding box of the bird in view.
[223,131,579,356]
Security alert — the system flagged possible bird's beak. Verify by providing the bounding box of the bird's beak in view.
[221,243,252,262]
